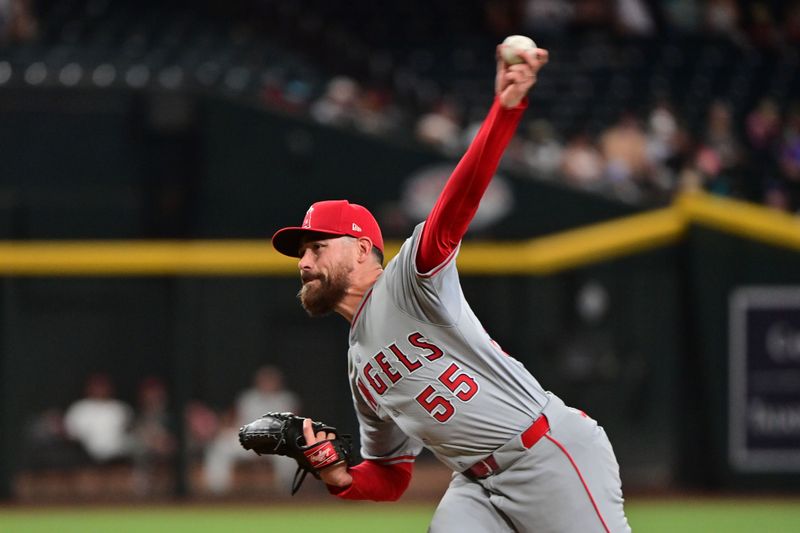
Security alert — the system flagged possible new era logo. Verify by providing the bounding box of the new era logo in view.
[352,223,362,232]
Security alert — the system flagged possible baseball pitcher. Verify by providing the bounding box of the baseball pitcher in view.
[240,43,631,532]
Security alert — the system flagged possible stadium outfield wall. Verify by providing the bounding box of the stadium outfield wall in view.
[1,192,799,499]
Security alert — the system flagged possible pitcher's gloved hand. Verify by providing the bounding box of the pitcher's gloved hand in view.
[238,412,352,494]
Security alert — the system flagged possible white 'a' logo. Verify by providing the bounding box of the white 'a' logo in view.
[302,206,314,228]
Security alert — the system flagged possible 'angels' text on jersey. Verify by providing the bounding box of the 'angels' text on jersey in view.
[356,332,480,424]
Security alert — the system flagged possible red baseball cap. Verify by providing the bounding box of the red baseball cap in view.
[272,200,384,258]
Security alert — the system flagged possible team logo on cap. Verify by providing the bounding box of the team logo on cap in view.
[352,223,362,232]
[302,206,314,228]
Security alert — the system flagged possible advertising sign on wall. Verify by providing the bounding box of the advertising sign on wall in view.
[729,287,800,472]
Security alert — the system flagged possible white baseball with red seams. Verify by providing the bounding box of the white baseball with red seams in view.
[501,35,537,65]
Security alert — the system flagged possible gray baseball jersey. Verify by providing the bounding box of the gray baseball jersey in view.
[348,223,630,532]
[349,223,548,469]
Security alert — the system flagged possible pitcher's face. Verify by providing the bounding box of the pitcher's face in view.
[297,237,354,317]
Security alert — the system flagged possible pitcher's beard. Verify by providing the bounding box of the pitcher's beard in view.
[298,264,352,317]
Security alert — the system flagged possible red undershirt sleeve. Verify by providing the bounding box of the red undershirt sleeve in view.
[415,97,527,273]
[326,460,414,502]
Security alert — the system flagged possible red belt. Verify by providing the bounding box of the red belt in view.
[464,414,550,480]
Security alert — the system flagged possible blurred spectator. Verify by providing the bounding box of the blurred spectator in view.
[63,373,134,464]
[599,112,652,199]
[677,157,704,194]
[646,101,691,192]
[203,365,300,494]
[22,408,87,470]
[614,0,656,37]
[236,366,300,423]
[746,98,782,154]
[704,101,742,188]
[131,376,176,495]
[747,2,780,49]
[744,98,782,196]
[202,407,243,494]
[785,2,800,44]
[780,107,800,180]
[662,0,702,34]
[679,144,733,196]
[310,76,361,128]
[353,88,401,136]
[0,0,38,44]
[511,119,564,179]
[573,0,614,32]
[0,0,10,40]
[523,0,574,37]
[646,101,679,166]
[185,400,220,461]
[704,0,743,42]
[259,70,312,115]
[483,0,522,37]
[560,132,605,191]
[415,98,462,155]
[763,181,793,213]
[600,112,650,178]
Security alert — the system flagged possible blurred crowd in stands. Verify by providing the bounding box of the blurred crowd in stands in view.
[20,365,300,497]
[1,0,799,214]
[259,0,800,212]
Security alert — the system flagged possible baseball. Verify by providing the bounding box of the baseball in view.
[501,35,537,65]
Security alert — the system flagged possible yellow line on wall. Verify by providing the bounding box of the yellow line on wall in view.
[0,192,796,276]
[677,193,800,251]
[458,207,685,274]
[0,241,290,276]
[0,209,685,276]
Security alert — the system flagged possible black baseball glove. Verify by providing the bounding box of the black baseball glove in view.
[238,412,352,494]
